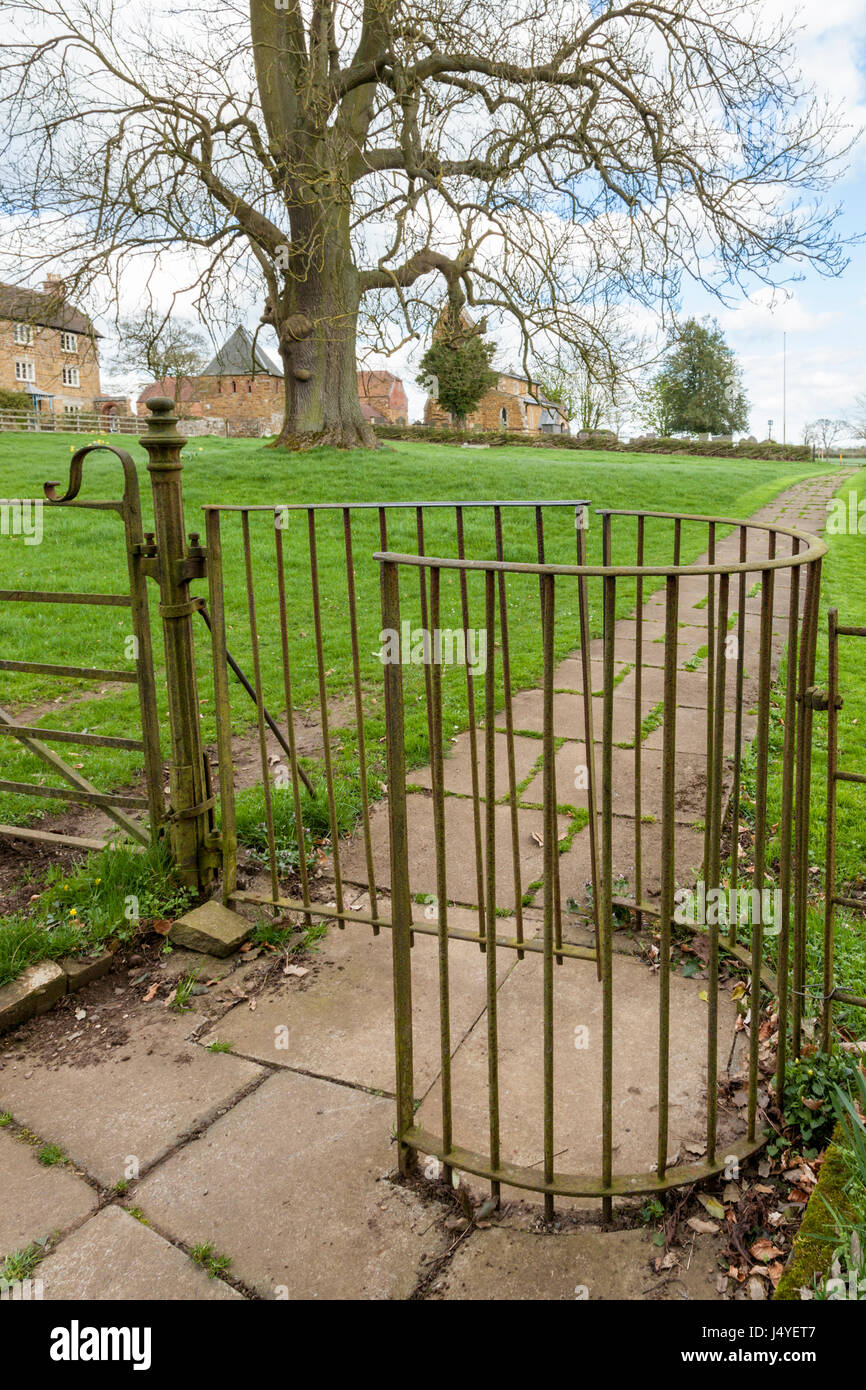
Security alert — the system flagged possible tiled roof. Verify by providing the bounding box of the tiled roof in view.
[0,281,100,337]
[202,326,281,376]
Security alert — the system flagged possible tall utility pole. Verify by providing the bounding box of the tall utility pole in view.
[782,332,787,446]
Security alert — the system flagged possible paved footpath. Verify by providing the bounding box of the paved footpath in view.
[0,471,850,1301]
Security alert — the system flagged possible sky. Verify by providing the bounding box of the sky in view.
[87,0,866,443]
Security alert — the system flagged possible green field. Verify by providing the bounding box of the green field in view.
[0,431,843,829]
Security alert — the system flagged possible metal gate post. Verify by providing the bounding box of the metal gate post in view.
[140,397,216,889]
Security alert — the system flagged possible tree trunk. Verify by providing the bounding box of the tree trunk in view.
[270,206,378,451]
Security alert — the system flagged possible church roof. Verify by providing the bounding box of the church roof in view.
[202,326,281,376]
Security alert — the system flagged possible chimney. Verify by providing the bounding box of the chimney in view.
[42,275,66,299]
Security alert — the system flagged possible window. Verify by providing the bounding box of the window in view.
[14,359,35,383]
[500,407,508,426]
[60,331,78,353]
[61,366,80,387]
[64,404,81,417]
[13,323,33,345]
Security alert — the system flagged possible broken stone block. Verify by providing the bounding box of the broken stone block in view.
[167,901,250,958]
[61,948,117,992]
[0,960,66,1033]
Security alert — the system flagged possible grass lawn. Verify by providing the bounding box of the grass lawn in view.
[0,430,840,829]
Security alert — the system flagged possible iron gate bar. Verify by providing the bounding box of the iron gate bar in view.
[274,520,315,924]
[0,824,118,853]
[542,569,557,1220]
[0,659,139,683]
[307,508,346,918]
[429,566,453,1169]
[456,505,488,950]
[775,539,801,1096]
[824,605,839,1051]
[728,525,749,946]
[0,780,149,809]
[657,572,679,1181]
[241,509,280,908]
[373,506,825,1209]
[202,500,593,512]
[381,555,415,1177]
[792,559,823,1058]
[494,508,524,955]
[0,725,145,751]
[0,589,133,606]
[575,512,601,978]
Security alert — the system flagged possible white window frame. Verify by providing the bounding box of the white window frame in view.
[61,365,80,388]
[13,322,34,345]
[60,331,78,353]
[14,359,35,383]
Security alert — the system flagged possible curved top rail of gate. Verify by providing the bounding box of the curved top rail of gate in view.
[200,498,592,513]
[373,507,827,578]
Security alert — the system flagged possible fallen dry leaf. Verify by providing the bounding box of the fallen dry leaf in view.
[749,1237,778,1264]
[143,982,160,1003]
[152,919,173,936]
[687,1217,719,1235]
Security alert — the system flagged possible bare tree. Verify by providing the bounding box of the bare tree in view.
[804,417,849,457]
[533,308,649,433]
[850,393,866,440]
[0,0,854,450]
[109,312,210,410]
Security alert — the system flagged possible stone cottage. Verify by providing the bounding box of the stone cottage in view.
[0,277,103,417]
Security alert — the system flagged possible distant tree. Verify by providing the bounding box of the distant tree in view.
[110,313,210,409]
[535,314,649,434]
[804,417,849,456]
[644,318,750,436]
[638,377,678,437]
[417,317,498,427]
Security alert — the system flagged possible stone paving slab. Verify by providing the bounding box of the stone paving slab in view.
[557,815,706,904]
[202,905,514,1096]
[417,949,741,1203]
[521,742,718,825]
[430,1226,655,1300]
[0,1019,263,1187]
[615,664,757,711]
[509,690,658,741]
[0,1127,97,1254]
[410,729,542,796]
[551,656,630,691]
[134,1071,448,1300]
[36,1204,241,1300]
[340,794,568,909]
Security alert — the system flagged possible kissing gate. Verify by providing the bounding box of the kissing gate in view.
[2,397,863,1219]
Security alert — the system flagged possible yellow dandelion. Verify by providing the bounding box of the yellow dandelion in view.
[69,907,77,917]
